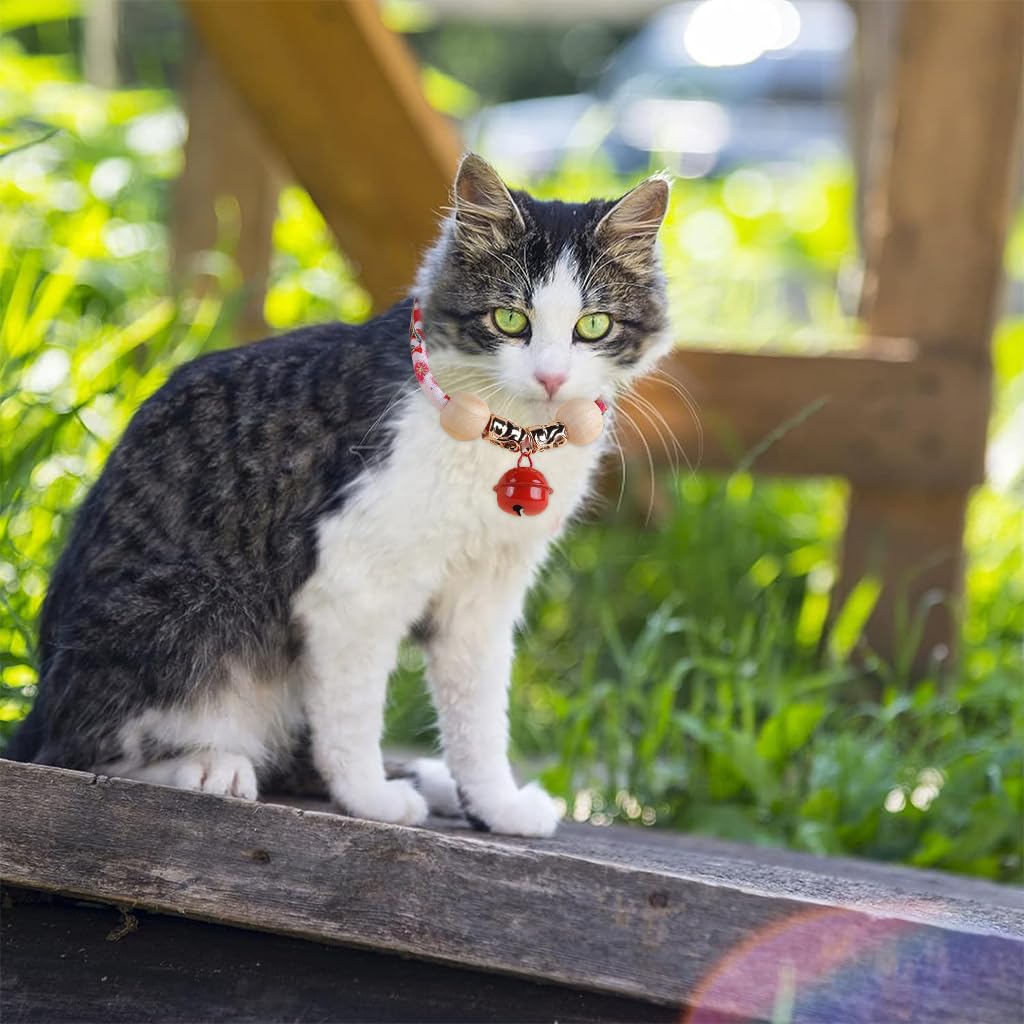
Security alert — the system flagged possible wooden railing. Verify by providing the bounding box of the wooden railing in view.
[177,0,1022,671]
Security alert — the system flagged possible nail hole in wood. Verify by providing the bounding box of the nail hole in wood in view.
[879,407,904,430]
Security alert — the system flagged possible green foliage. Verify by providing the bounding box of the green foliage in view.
[386,469,1023,881]
[529,158,858,344]
[0,34,235,722]
[517,479,1022,880]
[2,25,1022,883]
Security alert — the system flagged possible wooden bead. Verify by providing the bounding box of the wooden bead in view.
[557,398,604,446]
[440,391,491,441]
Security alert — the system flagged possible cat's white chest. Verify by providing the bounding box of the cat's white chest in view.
[399,395,602,552]
[295,394,602,623]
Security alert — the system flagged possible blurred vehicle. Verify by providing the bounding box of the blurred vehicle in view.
[466,0,855,177]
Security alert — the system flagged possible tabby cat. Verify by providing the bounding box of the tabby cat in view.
[6,155,671,837]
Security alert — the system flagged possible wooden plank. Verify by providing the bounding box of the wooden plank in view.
[619,341,989,487]
[837,0,1023,667]
[183,0,461,309]
[171,42,283,340]
[1,761,1021,1023]
[2,887,673,1024]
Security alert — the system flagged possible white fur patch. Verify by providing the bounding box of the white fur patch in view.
[496,250,609,410]
[292,390,601,830]
[528,251,582,385]
[97,659,303,787]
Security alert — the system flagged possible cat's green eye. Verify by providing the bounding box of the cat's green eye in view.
[492,307,529,336]
[575,312,612,341]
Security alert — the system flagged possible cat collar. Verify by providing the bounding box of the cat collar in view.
[409,299,607,517]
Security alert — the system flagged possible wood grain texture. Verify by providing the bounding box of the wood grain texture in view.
[838,0,1023,667]
[2,887,675,1023]
[1,761,1021,1023]
[622,342,988,487]
[183,0,460,309]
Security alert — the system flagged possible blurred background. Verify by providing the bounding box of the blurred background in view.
[1,0,1021,881]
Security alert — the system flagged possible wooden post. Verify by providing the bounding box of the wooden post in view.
[848,0,904,238]
[183,0,461,310]
[171,41,284,340]
[83,0,121,89]
[836,0,1023,671]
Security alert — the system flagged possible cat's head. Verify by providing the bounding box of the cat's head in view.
[417,155,671,415]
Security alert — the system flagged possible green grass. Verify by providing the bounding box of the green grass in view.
[2,26,1022,883]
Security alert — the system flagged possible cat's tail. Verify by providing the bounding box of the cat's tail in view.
[386,757,462,818]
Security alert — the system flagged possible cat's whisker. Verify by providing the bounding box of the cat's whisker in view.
[610,402,658,526]
[501,260,532,298]
[650,367,704,469]
[621,389,691,477]
[507,247,533,293]
[485,387,518,417]
[352,386,411,457]
[604,418,629,514]
[619,393,680,478]
[441,373,497,393]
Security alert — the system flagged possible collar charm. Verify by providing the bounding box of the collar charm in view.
[410,300,607,517]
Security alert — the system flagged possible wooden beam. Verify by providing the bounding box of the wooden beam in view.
[619,341,989,488]
[183,0,461,310]
[838,0,1023,668]
[171,41,283,340]
[1,762,1021,1022]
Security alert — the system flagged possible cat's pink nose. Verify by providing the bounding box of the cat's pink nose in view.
[535,372,567,399]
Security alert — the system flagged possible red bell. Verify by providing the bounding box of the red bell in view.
[494,461,553,517]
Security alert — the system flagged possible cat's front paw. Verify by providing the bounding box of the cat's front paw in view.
[336,778,429,827]
[464,782,561,837]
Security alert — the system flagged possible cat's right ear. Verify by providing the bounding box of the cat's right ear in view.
[452,153,525,252]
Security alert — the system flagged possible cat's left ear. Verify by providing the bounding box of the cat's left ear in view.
[595,173,671,268]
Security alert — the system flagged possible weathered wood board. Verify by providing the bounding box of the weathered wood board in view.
[2,886,674,1024]
[1,760,1021,1022]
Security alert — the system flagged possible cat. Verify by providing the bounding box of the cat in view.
[5,154,671,837]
